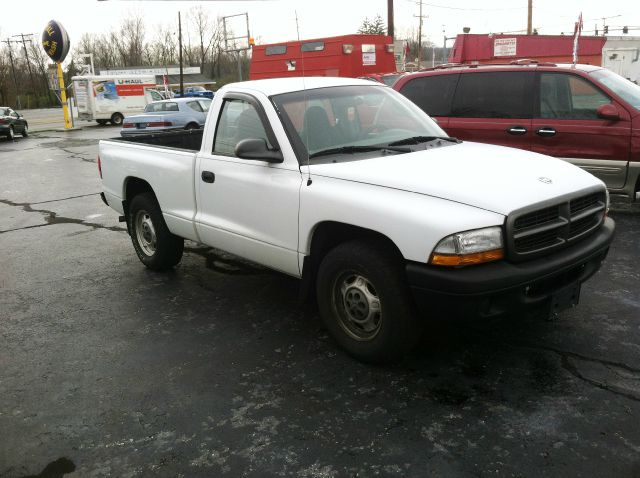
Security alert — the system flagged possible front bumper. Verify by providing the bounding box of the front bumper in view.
[406,217,615,319]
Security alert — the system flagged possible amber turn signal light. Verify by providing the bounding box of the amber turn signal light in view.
[430,249,504,267]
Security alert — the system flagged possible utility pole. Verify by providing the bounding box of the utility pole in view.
[387,0,394,38]
[442,26,447,64]
[2,39,22,109]
[178,11,184,94]
[527,0,533,35]
[414,0,425,68]
[13,33,38,107]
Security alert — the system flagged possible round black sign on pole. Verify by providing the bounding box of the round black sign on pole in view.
[42,20,70,63]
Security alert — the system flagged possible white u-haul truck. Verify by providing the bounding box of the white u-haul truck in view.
[72,75,163,125]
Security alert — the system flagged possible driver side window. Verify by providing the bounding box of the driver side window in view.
[213,99,272,156]
[539,73,610,119]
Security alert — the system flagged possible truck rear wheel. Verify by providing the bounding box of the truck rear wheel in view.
[128,192,184,270]
[316,240,422,363]
[110,113,124,126]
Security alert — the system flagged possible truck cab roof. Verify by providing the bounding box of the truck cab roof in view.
[221,76,386,97]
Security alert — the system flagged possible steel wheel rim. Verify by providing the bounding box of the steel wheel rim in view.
[333,272,382,341]
[9,127,14,139]
[135,209,157,256]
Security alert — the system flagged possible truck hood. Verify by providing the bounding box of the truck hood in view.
[305,141,604,215]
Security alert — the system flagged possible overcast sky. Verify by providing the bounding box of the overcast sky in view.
[2,0,639,57]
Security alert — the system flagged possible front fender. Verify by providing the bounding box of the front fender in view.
[299,176,506,263]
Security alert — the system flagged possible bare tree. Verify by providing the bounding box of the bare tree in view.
[28,40,55,104]
[189,6,218,72]
[113,15,146,66]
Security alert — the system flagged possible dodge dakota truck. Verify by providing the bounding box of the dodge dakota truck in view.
[99,77,615,363]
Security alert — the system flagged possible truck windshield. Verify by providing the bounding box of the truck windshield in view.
[590,69,640,111]
[271,85,446,162]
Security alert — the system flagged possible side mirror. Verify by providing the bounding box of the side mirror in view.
[597,103,620,121]
[235,138,284,163]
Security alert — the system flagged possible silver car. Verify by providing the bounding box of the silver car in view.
[120,98,211,136]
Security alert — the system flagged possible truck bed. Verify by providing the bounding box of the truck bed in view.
[115,128,203,151]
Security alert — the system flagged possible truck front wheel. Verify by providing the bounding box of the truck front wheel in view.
[316,240,422,363]
[128,193,184,270]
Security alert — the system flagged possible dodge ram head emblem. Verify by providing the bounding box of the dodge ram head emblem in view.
[538,177,552,184]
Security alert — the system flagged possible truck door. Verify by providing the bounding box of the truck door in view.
[195,94,303,277]
[532,72,631,189]
[446,71,534,151]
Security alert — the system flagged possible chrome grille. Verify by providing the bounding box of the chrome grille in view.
[507,190,606,261]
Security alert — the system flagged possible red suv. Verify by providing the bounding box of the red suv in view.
[393,62,640,201]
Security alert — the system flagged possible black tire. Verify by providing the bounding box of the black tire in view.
[7,125,15,140]
[97,119,108,126]
[185,123,199,130]
[316,240,422,363]
[21,123,28,137]
[128,192,184,270]
[110,113,124,126]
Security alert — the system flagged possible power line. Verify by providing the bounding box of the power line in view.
[411,2,526,11]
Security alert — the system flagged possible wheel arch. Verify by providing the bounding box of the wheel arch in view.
[122,177,156,218]
[299,221,404,303]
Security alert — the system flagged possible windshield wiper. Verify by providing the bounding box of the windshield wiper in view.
[309,145,411,159]
[387,135,461,146]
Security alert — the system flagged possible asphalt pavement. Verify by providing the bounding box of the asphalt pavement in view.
[1,128,639,477]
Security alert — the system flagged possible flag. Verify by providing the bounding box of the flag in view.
[573,12,583,65]
[163,74,169,96]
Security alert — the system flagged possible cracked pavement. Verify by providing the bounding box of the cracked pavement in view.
[1,129,640,477]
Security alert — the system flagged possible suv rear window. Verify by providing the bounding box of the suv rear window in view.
[451,71,534,118]
[399,74,459,116]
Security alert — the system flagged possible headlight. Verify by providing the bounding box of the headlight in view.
[430,226,504,267]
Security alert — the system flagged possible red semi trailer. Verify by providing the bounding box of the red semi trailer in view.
[448,33,607,66]
[249,34,397,80]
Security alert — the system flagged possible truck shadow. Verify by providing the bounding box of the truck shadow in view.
[18,457,75,478]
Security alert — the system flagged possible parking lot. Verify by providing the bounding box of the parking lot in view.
[1,127,639,477]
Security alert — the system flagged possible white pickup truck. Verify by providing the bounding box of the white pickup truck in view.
[99,77,615,363]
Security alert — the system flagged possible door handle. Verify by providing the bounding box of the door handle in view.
[507,126,527,135]
[536,127,557,137]
[201,171,215,183]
